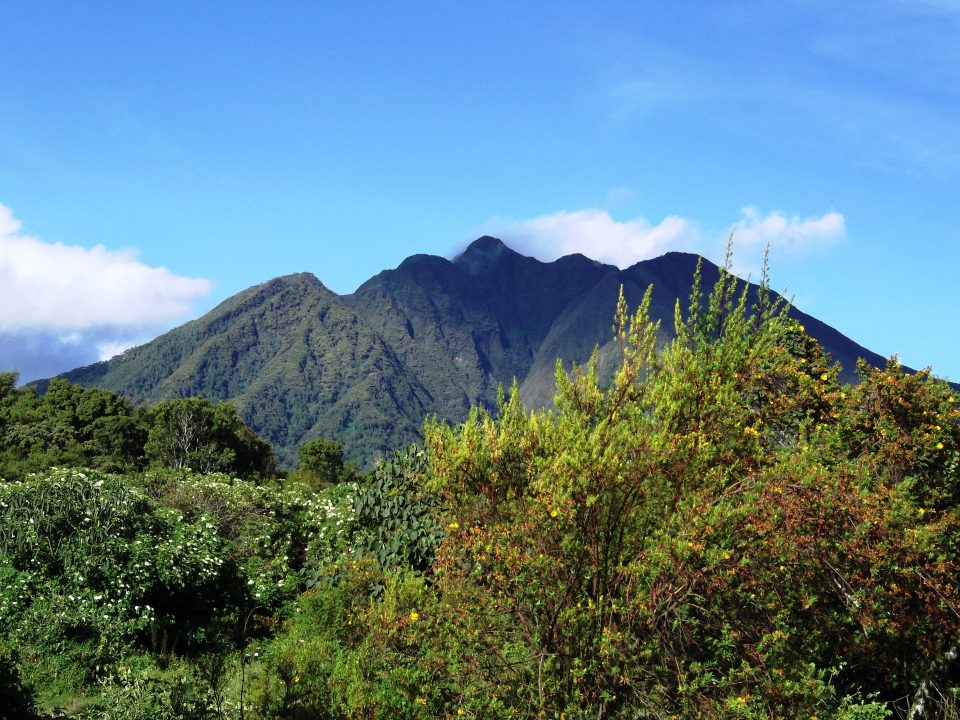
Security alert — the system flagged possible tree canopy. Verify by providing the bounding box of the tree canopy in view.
[0,378,274,481]
[145,397,274,478]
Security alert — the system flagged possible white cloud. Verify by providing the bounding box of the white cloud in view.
[96,341,137,362]
[732,205,846,253]
[490,206,845,272]
[0,203,210,332]
[0,202,211,381]
[492,209,701,268]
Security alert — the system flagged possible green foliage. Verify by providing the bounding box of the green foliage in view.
[0,467,353,713]
[58,650,238,720]
[0,468,243,683]
[292,437,359,488]
[0,377,277,484]
[251,564,513,720]
[0,642,38,720]
[830,357,960,507]
[353,446,444,574]
[145,468,357,609]
[0,375,149,481]
[145,398,274,479]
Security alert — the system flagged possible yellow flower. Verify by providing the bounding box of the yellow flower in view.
[293,675,300,684]
[447,521,459,530]
[416,697,427,705]
[409,611,419,622]
[550,508,559,518]
[820,372,829,381]
[458,710,465,716]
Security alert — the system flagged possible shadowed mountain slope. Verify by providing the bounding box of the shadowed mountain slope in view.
[59,237,893,466]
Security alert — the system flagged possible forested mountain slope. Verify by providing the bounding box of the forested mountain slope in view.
[58,237,890,465]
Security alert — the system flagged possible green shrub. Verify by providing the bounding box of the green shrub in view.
[251,563,514,720]
[0,643,38,720]
[144,398,274,479]
[353,446,444,574]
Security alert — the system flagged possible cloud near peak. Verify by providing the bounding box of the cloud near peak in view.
[490,206,846,270]
[0,202,211,381]
[491,209,701,268]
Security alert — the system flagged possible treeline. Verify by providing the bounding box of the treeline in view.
[0,377,274,482]
[2,261,960,719]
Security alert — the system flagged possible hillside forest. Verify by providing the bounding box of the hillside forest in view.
[2,261,959,719]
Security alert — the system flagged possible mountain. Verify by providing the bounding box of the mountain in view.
[57,237,890,467]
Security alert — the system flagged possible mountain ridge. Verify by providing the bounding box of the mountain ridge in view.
[55,237,902,466]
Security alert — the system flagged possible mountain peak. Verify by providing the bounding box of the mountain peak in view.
[468,235,507,251]
[55,238,912,469]
[453,236,517,275]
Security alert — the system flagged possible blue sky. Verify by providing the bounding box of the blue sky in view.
[1,1,958,382]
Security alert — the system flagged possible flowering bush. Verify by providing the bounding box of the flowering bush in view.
[145,469,357,608]
[0,466,357,711]
[0,469,242,694]
[412,273,960,718]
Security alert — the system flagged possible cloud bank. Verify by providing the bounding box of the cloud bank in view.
[492,209,701,268]
[0,202,211,382]
[491,206,845,272]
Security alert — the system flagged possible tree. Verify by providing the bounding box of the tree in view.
[145,398,274,478]
[0,377,149,480]
[297,437,357,487]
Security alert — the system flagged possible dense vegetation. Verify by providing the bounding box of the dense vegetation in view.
[0,378,274,483]
[2,260,959,718]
